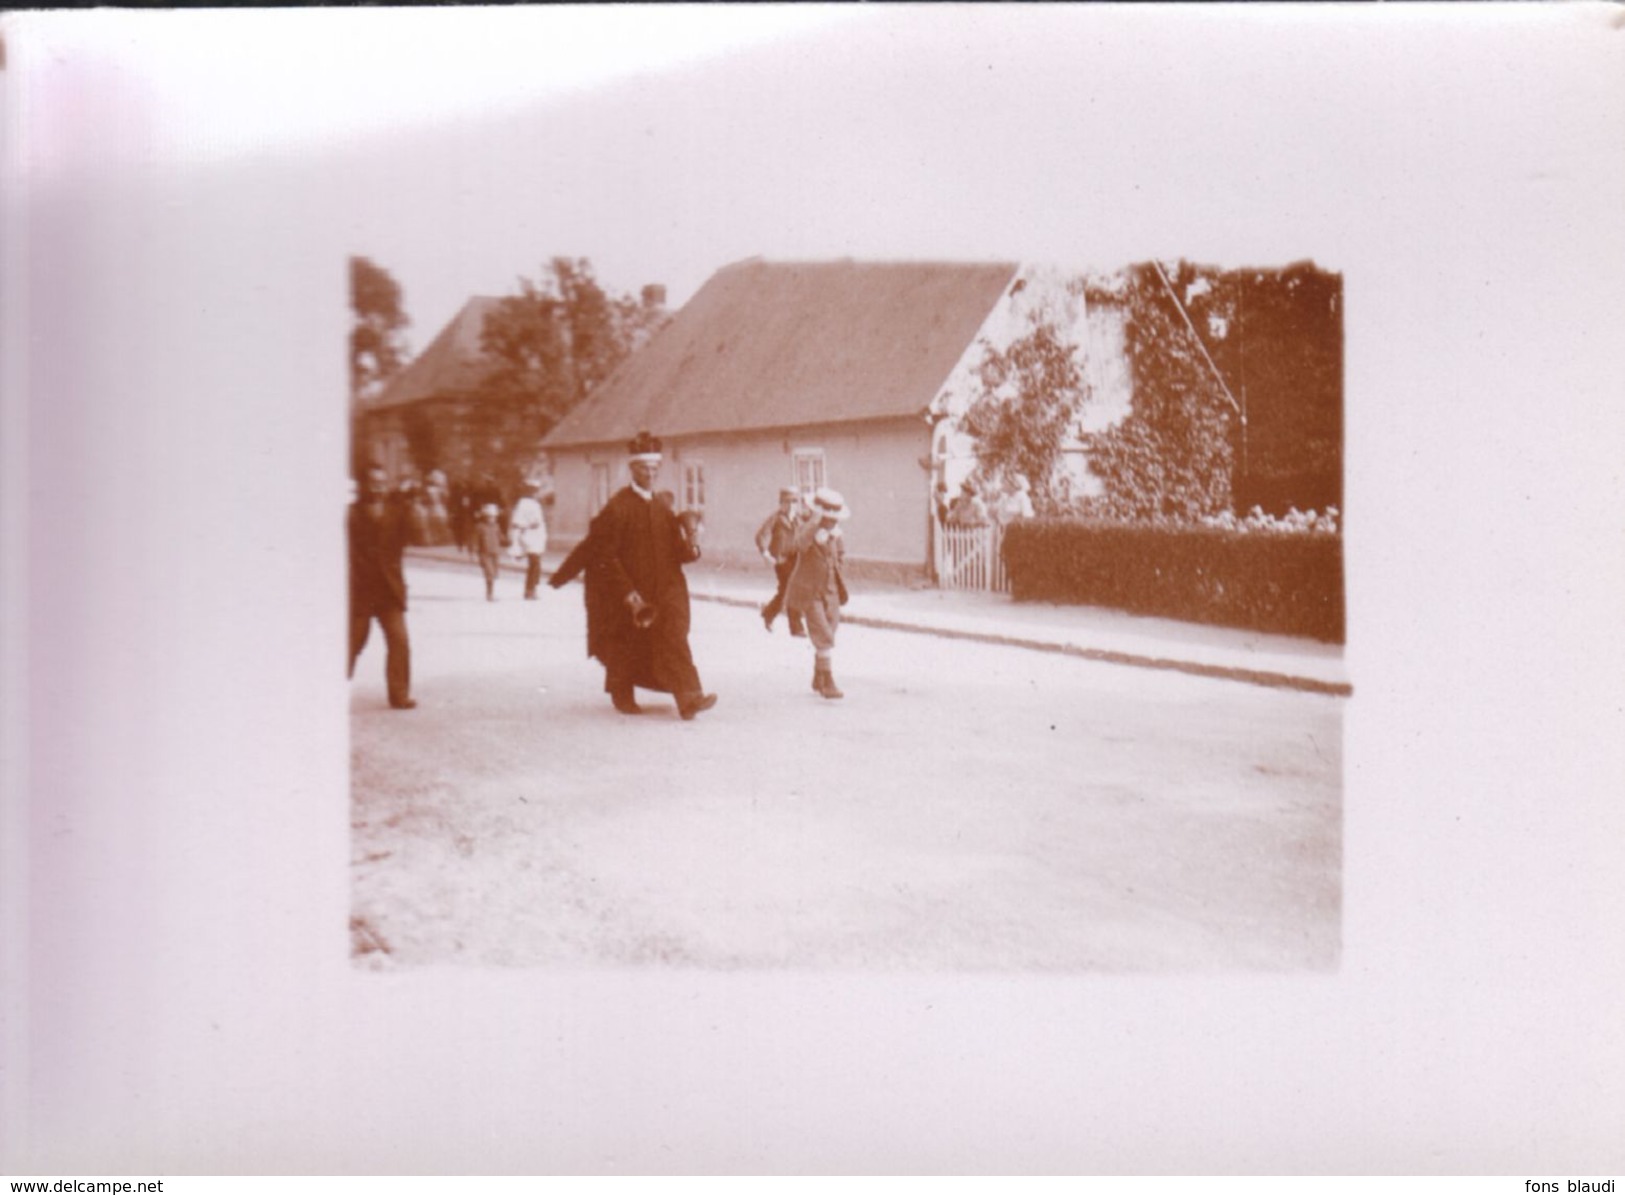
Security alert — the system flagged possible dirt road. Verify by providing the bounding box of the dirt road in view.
[351,561,1342,971]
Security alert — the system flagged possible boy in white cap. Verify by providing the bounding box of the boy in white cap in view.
[784,487,852,699]
[474,503,504,601]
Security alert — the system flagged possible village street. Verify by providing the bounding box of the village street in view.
[350,559,1343,972]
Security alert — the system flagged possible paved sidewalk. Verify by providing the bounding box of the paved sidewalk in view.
[408,545,1350,696]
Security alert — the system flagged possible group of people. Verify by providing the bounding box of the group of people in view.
[935,473,1034,528]
[350,430,852,720]
[377,469,450,546]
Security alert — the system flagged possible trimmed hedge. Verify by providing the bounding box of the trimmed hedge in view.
[1002,519,1345,644]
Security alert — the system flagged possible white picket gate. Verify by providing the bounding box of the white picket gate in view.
[934,522,1009,593]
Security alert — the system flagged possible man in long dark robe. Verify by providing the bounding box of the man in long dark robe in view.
[550,431,717,720]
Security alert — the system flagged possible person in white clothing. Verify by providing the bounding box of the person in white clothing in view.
[994,474,1036,525]
[509,480,549,600]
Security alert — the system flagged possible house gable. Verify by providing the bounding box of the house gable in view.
[366,296,506,413]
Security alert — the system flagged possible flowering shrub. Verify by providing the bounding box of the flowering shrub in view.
[1201,505,1340,536]
[959,315,1088,511]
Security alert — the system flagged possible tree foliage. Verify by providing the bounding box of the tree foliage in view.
[480,257,668,436]
[403,405,441,478]
[1083,259,1342,521]
[349,256,411,404]
[959,316,1088,514]
[465,258,669,489]
[1199,263,1342,515]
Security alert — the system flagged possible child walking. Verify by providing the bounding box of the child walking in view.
[784,487,851,699]
[474,503,504,601]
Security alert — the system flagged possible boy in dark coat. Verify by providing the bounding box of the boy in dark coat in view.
[754,486,808,635]
[473,503,504,601]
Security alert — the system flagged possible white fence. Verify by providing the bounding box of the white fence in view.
[934,522,1009,593]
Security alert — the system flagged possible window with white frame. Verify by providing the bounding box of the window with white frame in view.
[590,462,611,516]
[792,448,825,498]
[682,461,706,512]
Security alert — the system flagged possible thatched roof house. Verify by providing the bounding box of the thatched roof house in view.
[370,296,505,412]
[545,258,1019,443]
[355,296,508,482]
[542,258,1029,577]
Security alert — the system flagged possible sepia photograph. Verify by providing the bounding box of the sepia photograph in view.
[347,253,1347,973]
[5,2,1623,1178]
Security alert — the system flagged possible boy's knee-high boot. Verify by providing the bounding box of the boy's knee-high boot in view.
[815,659,843,700]
[822,666,844,700]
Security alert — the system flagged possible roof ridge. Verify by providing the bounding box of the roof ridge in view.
[544,259,1020,447]
[725,256,1022,269]
[366,295,504,411]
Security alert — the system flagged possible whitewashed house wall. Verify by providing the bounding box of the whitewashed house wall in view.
[928,265,1134,500]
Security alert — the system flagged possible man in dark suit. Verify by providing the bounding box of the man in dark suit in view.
[348,465,416,710]
[551,431,718,720]
[754,486,808,635]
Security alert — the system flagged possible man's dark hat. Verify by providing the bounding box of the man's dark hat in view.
[627,430,663,462]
